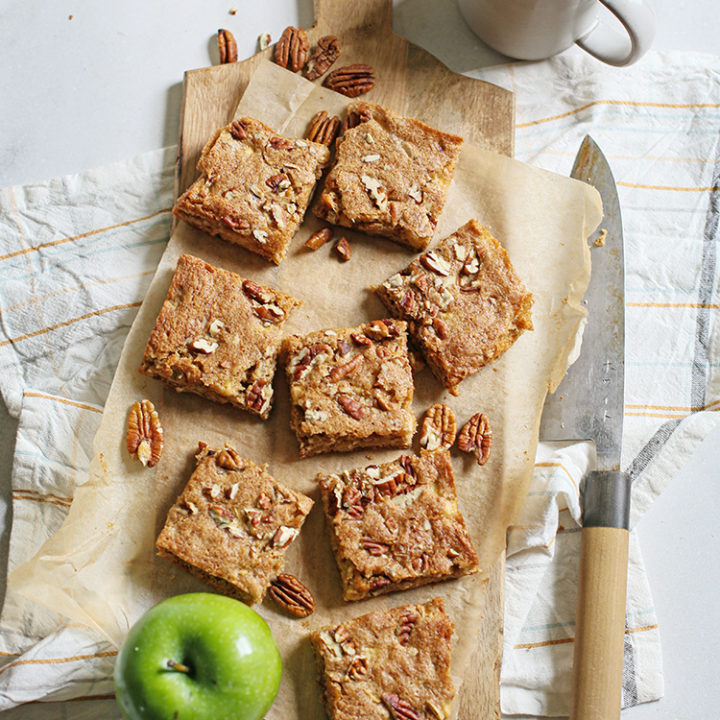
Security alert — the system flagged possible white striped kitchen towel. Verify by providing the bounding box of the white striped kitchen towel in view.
[0,50,718,716]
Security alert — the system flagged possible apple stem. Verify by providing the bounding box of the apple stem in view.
[166,659,191,674]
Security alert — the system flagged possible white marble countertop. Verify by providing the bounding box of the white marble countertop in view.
[0,1,718,718]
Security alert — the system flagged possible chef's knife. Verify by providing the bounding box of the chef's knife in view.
[540,135,630,720]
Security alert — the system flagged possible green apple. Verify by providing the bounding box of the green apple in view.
[114,593,282,720]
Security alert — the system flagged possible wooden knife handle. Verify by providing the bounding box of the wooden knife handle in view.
[571,470,631,720]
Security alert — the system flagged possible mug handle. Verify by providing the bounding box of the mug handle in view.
[575,0,656,67]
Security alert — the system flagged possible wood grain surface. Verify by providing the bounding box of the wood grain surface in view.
[175,1,513,716]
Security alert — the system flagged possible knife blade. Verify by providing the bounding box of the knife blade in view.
[540,136,631,720]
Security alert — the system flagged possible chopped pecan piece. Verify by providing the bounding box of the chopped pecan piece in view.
[216,445,242,470]
[268,573,315,617]
[274,25,308,73]
[432,317,448,339]
[341,104,372,135]
[269,136,294,150]
[382,693,421,720]
[304,34,340,80]
[334,236,352,262]
[323,64,375,98]
[350,332,372,346]
[126,399,163,467]
[257,32,271,51]
[396,611,419,645]
[346,655,368,680]
[217,28,238,64]
[329,354,363,382]
[265,173,289,191]
[361,537,389,556]
[246,380,269,414]
[253,303,285,323]
[305,110,341,146]
[337,394,363,420]
[420,403,457,451]
[305,226,333,250]
[222,215,250,231]
[458,412,492,465]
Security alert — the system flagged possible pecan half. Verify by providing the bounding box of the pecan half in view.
[268,573,315,617]
[335,237,352,262]
[420,403,457,451]
[274,25,308,73]
[305,227,333,250]
[323,64,375,98]
[229,120,246,140]
[216,445,242,470]
[458,412,492,465]
[217,28,238,64]
[329,354,363,382]
[305,110,341,146]
[382,693,421,720]
[126,399,163,467]
[337,394,363,420]
[304,35,340,80]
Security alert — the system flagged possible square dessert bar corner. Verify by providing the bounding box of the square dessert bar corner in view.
[281,319,416,458]
[317,450,478,601]
[156,443,313,604]
[140,254,299,418]
[375,219,533,394]
[173,116,331,265]
[313,102,464,251]
[310,598,456,720]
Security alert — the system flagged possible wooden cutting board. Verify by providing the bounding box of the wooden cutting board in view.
[175,1,513,717]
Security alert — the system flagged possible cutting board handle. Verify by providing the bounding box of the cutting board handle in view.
[313,0,393,35]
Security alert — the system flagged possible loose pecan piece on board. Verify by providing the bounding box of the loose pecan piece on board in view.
[323,64,376,97]
[126,399,163,467]
[274,25,309,73]
[458,412,492,465]
[268,573,315,617]
[419,403,457,451]
[304,35,341,80]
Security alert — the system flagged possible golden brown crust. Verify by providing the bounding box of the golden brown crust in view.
[139,254,300,418]
[375,219,533,393]
[173,116,330,265]
[156,443,313,604]
[281,319,416,458]
[317,451,478,602]
[310,598,456,720]
[314,102,463,251]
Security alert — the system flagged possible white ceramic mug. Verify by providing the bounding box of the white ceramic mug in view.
[458,0,655,66]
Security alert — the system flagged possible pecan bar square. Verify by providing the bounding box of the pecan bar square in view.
[174,116,330,265]
[317,450,478,601]
[310,598,456,720]
[314,102,464,251]
[140,254,300,419]
[157,443,313,604]
[281,319,416,458]
[375,219,533,394]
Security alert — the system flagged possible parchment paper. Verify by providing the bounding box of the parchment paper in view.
[10,62,602,716]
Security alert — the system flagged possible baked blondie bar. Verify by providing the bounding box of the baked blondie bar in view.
[310,598,456,720]
[140,254,299,419]
[156,442,313,604]
[375,219,533,394]
[317,450,478,601]
[174,116,330,264]
[314,102,463,251]
[281,319,416,458]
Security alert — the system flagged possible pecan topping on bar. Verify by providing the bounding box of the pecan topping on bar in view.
[126,399,163,467]
[361,537,389,556]
[290,342,332,380]
[306,110,341,146]
[208,505,243,537]
[382,693,421,720]
[329,354,363,382]
[268,573,315,617]
[274,25,308,73]
[346,655,368,680]
[272,525,299,549]
[189,337,218,354]
[216,445,242,470]
[397,611,419,645]
[350,332,372,346]
[304,34,340,80]
[458,412,492,465]
[420,250,451,276]
[323,64,376,97]
[246,380,271,415]
[337,394,363,420]
[420,403,457,451]
[265,172,289,191]
[217,28,238,64]
[222,215,250,231]
[341,104,372,135]
[334,236,352,262]
[305,227,333,250]
[229,119,246,140]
